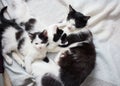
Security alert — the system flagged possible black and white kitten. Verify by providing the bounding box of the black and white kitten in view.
[0,7,48,73]
[32,29,96,86]
[56,5,90,34]
[46,25,68,52]
[56,29,96,86]
[47,5,90,52]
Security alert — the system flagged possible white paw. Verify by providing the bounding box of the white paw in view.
[5,58,13,65]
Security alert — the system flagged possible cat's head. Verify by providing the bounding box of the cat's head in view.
[66,5,90,30]
[29,30,48,50]
[53,27,68,45]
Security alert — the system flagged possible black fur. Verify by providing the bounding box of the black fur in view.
[0,7,24,69]
[16,30,24,40]
[61,33,67,44]
[42,73,63,86]
[58,30,96,86]
[25,18,36,31]
[0,6,23,31]
[59,30,92,47]
[67,5,90,28]
[53,28,63,42]
[30,30,48,44]
[43,57,49,63]
[17,38,25,50]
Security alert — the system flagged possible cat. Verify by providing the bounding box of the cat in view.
[32,28,96,86]
[56,29,96,86]
[46,25,68,52]
[54,5,90,34]
[46,5,90,52]
[0,6,48,73]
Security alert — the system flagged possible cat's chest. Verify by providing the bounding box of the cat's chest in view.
[30,48,47,59]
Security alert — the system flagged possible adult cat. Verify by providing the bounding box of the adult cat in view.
[55,5,90,34]
[46,5,90,52]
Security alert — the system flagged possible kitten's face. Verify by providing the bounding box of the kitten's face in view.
[29,30,48,50]
[66,5,90,30]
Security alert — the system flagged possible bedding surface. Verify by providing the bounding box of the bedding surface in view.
[0,0,120,86]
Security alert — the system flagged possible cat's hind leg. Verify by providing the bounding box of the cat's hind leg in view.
[2,50,13,65]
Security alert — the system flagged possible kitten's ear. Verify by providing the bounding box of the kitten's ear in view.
[56,27,60,33]
[28,18,36,24]
[84,16,91,21]
[28,33,34,39]
[69,5,76,13]
[43,30,48,37]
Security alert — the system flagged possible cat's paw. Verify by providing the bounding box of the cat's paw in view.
[5,58,13,65]
[60,51,68,58]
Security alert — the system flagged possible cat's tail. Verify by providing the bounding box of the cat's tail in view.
[0,6,12,24]
[0,6,23,31]
[42,73,64,86]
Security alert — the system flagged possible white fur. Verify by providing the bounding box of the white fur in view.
[46,25,62,52]
[2,26,48,74]
[32,58,60,86]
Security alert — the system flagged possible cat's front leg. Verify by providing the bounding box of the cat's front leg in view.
[24,56,33,74]
[12,52,25,68]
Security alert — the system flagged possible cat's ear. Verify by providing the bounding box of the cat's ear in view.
[56,27,63,34]
[56,27,60,32]
[28,33,34,39]
[69,5,76,13]
[43,30,48,37]
[84,16,91,21]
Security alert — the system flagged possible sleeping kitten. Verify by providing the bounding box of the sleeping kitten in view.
[56,29,96,86]
[46,25,68,52]
[55,5,90,34]
[46,5,90,52]
[0,7,48,73]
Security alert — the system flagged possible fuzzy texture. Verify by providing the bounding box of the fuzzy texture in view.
[57,29,96,86]
[0,7,48,74]
[53,5,90,35]
[46,5,90,52]
[32,29,96,86]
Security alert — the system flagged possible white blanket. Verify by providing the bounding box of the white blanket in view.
[1,0,120,86]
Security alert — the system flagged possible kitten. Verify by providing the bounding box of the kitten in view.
[32,29,96,86]
[57,29,96,86]
[0,7,48,73]
[46,5,90,52]
[55,5,90,34]
[46,25,68,52]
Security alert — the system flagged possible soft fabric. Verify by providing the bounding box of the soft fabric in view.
[0,0,120,86]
